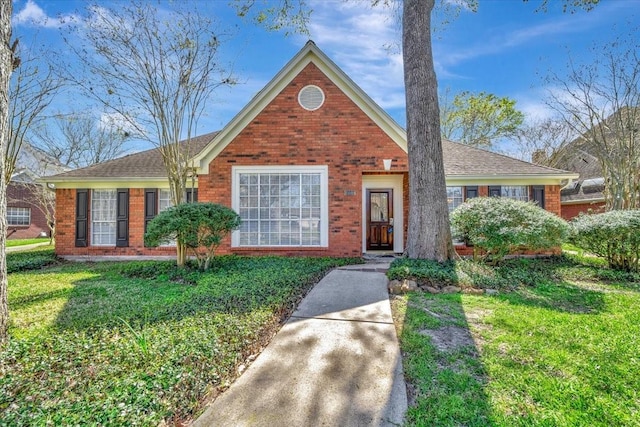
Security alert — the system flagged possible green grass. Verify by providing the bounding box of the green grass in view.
[392,255,640,426]
[1,255,360,426]
[6,237,50,247]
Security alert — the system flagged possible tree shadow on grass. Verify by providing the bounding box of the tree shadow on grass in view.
[47,256,363,333]
[47,259,332,333]
[399,290,495,426]
[394,255,626,426]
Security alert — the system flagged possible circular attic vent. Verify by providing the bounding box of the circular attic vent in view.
[298,85,325,111]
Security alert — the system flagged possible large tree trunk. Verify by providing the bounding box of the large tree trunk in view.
[403,0,456,260]
[0,0,13,345]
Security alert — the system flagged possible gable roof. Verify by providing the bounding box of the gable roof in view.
[191,40,408,171]
[44,42,576,186]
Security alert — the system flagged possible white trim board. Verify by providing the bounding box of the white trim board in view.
[362,175,404,254]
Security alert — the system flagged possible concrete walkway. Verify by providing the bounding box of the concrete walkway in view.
[193,263,407,427]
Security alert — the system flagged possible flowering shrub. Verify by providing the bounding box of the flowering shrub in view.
[570,210,640,272]
[451,196,569,263]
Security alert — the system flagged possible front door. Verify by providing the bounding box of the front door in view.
[367,189,393,251]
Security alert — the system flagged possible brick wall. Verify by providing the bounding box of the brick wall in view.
[6,182,51,239]
[55,63,408,258]
[561,201,605,221]
[54,62,569,259]
[199,63,409,258]
[544,185,562,216]
[55,188,176,257]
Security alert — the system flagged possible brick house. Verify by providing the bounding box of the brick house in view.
[7,173,51,240]
[45,42,577,259]
[7,144,69,240]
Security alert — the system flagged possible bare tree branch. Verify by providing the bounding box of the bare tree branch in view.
[545,32,640,210]
[60,1,235,266]
[6,37,63,183]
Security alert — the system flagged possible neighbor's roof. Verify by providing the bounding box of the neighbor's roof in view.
[45,131,217,182]
[560,177,605,204]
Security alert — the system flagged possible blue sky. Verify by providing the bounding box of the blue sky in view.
[10,0,639,153]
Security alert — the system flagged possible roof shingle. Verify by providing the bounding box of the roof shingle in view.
[47,131,573,181]
[46,131,217,180]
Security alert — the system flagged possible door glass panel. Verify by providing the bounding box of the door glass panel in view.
[370,193,388,222]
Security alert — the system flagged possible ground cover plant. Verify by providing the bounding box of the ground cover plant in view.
[1,255,359,425]
[391,253,640,426]
[6,245,58,273]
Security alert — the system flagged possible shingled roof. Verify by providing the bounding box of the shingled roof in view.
[442,139,571,177]
[46,129,573,182]
[46,131,218,181]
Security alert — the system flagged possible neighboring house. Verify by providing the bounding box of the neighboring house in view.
[7,143,69,239]
[45,41,577,259]
[551,136,606,220]
[551,107,639,220]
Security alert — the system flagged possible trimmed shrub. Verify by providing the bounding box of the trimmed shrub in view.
[570,210,640,272]
[451,197,569,263]
[145,203,241,271]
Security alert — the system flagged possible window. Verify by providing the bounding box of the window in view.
[446,187,463,212]
[501,186,529,202]
[91,189,117,246]
[159,189,172,213]
[7,207,30,226]
[232,166,328,247]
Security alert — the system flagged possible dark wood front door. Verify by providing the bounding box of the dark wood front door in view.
[367,189,393,251]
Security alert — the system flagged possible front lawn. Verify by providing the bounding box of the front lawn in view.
[1,255,359,425]
[6,237,51,247]
[392,255,640,426]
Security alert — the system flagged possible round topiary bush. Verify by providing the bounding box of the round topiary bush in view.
[570,210,640,272]
[451,196,569,263]
[145,202,241,271]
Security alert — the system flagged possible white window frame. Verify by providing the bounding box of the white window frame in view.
[231,166,329,248]
[7,207,30,226]
[158,189,177,247]
[91,189,117,246]
[501,185,529,202]
[446,186,464,212]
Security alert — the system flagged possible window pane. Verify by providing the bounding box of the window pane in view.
[7,207,30,226]
[91,190,117,246]
[237,171,324,247]
[501,186,529,202]
[446,186,463,212]
[370,193,389,222]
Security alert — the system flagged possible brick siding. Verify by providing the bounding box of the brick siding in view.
[54,63,569,259]
[561,201,605,221]
[7,182,51,239]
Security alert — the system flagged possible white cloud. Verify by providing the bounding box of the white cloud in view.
[433,8,604,73]
[306,0,405,112]
[13,0,78,28]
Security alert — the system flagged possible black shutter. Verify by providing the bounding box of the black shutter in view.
[116,189,129,247]
[465,186,478,200]
[75,189,88,247]
[144,189,158,246]
[186,188,198,203]
[488,185,501,197]
[532,186,545,208]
